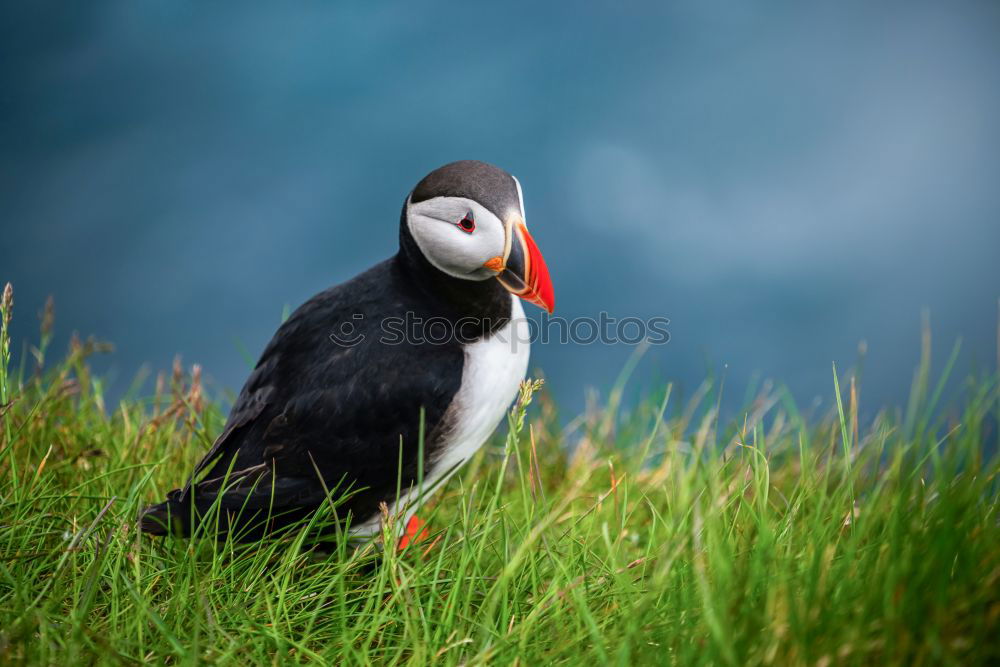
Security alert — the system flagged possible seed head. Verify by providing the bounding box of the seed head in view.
[1,282,12,326]
[40,295,55,338]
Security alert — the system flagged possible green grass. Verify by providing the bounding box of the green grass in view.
[1,286,999,665]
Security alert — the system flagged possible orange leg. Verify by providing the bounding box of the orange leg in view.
[397,514,429,550]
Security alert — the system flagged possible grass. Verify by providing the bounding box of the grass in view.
[1,284,999,665]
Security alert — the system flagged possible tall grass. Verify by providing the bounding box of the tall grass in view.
[1,284,998,665]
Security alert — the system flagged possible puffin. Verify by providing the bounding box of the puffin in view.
[139,160,554,543]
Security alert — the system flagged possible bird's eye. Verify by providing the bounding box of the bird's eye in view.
[457,211,475,233]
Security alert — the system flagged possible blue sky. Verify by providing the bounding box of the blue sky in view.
[2,1,999,415]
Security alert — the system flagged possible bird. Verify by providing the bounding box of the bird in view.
[139,160,554,544]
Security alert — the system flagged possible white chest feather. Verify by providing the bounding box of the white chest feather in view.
[433,296,530,477]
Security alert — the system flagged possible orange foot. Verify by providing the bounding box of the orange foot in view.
[398,514,430,550]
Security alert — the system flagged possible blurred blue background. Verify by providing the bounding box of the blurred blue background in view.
[2,1,999,416]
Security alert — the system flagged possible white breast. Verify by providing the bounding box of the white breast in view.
[431,296,530,479]
[350,296,530,537]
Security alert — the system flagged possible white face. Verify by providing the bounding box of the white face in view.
[406,196,511,281]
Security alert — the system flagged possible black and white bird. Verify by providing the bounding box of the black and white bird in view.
[140,160,554,543]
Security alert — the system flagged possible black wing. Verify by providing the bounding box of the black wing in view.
[143,260,464,538]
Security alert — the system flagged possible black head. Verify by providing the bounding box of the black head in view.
[410,160,523,223]
[400,160,554,313]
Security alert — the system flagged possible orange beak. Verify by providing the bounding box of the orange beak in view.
[494,220,555,313]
